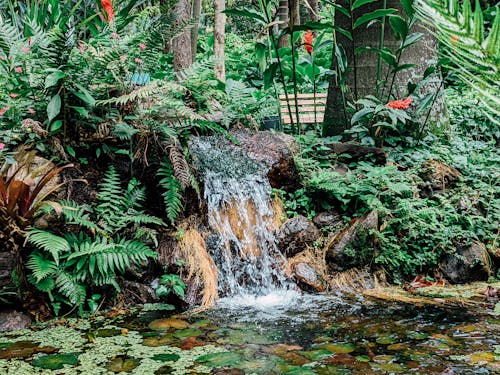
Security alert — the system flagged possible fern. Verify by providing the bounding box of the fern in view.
[158,160,184,225]
[55,271,86,306]
[27,229,70,265]
[26,252,58,283]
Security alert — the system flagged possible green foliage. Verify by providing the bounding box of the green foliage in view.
[26,166,163,314]
[158,160,184,225]
[155,273,186,298]
[416,0,500,120]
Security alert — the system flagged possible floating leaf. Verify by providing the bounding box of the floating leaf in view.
[32,353,79,370]
[173,328,202,339]
[149,319,189,331]
[106,356,140,372]
[195,351,242,367]
[151,353,180,362]
[316,342,357,354]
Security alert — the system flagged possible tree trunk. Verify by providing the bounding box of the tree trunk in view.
[307,0,319,22]
[323,0,446,136]
[291,0,300,27]
[191,0,202,62]
[278,0,289,48]
[214,0,226,81]
[173,0,193,72]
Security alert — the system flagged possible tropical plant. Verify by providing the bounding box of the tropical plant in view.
[155,273,186,298]
[0,152,72,253]
[26,165,164,314]
[415,0,500,121]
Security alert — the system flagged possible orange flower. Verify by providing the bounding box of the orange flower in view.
[387,97,411,110]
[101,0,114,23]
[304,30,313,55]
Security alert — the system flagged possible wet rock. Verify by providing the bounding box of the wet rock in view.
[229,130,300,191]
[440,242,490,283]
[326,211,378,271]
[313,211,342,228]
[419,160,462,196]
[0,251,15,290]
[292,262,325,292]
[0,310,31,332]
[120,280,158,306]
[277,216,321,256]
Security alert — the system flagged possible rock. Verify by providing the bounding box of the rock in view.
[419,160,462,195]
[229,130,300,191]
[0,251,15,290]
[120,281,158,306]
[292,262,325,292]
[313,212,342,228]
[0,310,31,332]
[277,216,321,256]
[440,242,490,283]
[326,211,378,271]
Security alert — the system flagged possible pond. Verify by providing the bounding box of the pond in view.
[0,290,499,374]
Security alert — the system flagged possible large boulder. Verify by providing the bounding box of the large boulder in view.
[313,211,343,228]
[292,262,326,292]
[277,216,321,257]
[440,242,490,283]
[229,130,300,191]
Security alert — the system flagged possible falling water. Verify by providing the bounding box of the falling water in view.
[190,136,292,299]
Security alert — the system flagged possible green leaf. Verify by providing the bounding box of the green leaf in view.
[47,94,61,122]
[351,107,374,125]
[72,106,89,118]
[223,8,266,24]
[473,0,484,43]
[400,0,414,18]
[66,145,76,157]
[73,84,96,106]
[389,15,409,40]
[45,71,65,89]
[195,352,242,367]
[400,32,424,49]
[352,0,378,11]
[50,120,63,133]
[354,9,397,29]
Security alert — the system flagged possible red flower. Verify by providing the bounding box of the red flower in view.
[139,43,146,50]
[0,106,9,116]
[387,97,411,110]
[9,94,18,98]
[14,67,22,73]
[101,0,114,23]
[304,30,313,55]
[134,58,143,64]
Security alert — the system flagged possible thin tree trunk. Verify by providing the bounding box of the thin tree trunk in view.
[173,0,193,72]
[191,0,202,62]
[310,0,319,21]
[278,0,289,48]
[291,0,300,26]
[214,0,226,81]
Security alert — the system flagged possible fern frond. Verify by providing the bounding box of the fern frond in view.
[27,229,70,265]
[60,200,104,234]
[55,271,86,305]
[168,139,191,189]
[158,160,184,224]
[26,251,58,282]
[96,81,185,106]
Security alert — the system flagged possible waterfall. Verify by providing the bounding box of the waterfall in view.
[190,136,291,297]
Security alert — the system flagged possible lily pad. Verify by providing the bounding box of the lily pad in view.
[106,356,140,372]
[149,319,190,331]
[468,351,496,364]
[195,351,242,367]
[284,368,317,375]
[32,353,79,370]
[152,353,181,362]
[375,335,397,345]
[173,328,203,339]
